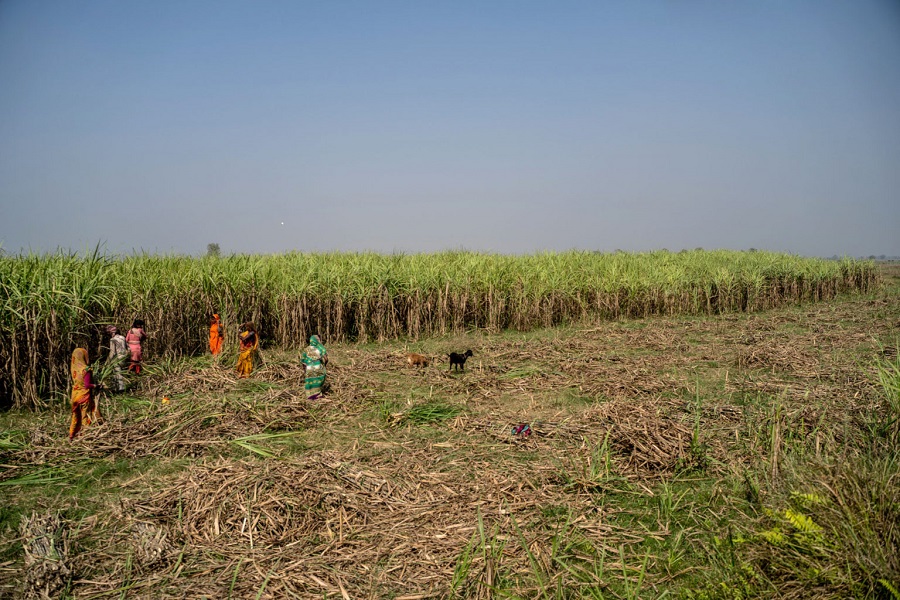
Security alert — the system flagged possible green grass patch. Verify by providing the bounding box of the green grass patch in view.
[401,401,464,425]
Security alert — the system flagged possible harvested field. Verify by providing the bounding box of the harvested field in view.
[0,250,878,409]
[0,268,898,598]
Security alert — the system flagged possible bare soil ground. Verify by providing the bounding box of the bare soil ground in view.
[1,269,898,599]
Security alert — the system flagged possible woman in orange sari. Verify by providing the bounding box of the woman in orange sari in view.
[236,322,259,378]
[209,313,224,356]
[69,348,102,439]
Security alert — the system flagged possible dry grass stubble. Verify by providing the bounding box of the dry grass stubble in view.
[2,278,898,598]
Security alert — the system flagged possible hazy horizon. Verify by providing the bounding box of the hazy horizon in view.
[1,1,898,257]
[0,243,897,260]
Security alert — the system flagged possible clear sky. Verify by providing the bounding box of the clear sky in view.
[1,1,898,257]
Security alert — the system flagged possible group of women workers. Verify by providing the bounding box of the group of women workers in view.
[225,320,328,399]
[69,319,146,439]
[208,315,263,381]
[219,319,330,399]
[214,318,327,396]
[69,316,327,439]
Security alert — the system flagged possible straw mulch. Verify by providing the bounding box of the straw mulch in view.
[17,512,72,600]
[81,452,600,598]
[41,443,660,599]
[580,400,697,474]
[3,391,311,474]
[735,336,821,375]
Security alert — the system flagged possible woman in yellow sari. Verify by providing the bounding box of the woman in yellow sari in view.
[69,348,102,439]
[236,322,259,378]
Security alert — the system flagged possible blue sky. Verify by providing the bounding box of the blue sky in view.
[1,1,898,256]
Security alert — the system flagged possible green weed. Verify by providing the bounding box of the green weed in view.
[401,401,464,425]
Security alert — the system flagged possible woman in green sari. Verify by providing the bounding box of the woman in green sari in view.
[301,335,328,399]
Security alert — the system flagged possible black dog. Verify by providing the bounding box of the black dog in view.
[449,349,473,372]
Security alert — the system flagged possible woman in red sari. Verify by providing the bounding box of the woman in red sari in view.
[69,348,102,439]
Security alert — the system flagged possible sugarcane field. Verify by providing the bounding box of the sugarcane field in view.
[1,252,897,599]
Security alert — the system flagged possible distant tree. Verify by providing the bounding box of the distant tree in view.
[868,255,877,260]
[879,255,886,260]
[207,243,221,258]
[748,248,758,253]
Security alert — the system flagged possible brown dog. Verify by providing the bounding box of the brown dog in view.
[406,352,429,368]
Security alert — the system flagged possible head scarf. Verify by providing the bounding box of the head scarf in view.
[71,348,89,381]
[106,325,118,335]
[239,322,258,349]
[302,335,327,368]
